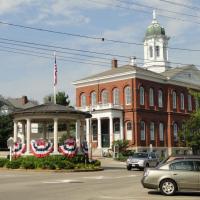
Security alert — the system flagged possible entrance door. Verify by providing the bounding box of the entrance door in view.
[101,119,110,147]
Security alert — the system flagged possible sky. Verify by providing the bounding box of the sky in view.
[0,0,200,105]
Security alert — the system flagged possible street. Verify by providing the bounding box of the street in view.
[0,158,199,200]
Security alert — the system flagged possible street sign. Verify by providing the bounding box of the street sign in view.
[7,137,14,148]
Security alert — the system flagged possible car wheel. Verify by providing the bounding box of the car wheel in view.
[160,179,177,196]
[127,165,132,171]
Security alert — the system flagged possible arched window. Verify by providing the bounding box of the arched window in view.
[155,46,160,57]
[126,121,132,141]
[173,123,178,142]
[124,86,131,105]
[158,89,163,108]
[91,91,97,106]
[127,122,132,131]
[149,46,153,58]
[188,95,192,111]
[140,121,145,141]
[113,88,120,105]
[101,90,109,105]
[80,93,86,107]
[159,123,164,141]
[140,86,145,105]
[149,88,154,106]
[150,122,155,141]
[172,91,177,109]
[180,93,184,110]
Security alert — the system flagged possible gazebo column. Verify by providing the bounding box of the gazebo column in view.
[21,121,25,144]
[76,120,81,148]
[13,120,18,142]
[26,118,31,154]
[53,118,58,153]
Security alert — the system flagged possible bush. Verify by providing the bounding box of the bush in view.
[21,160,36,169]
[0,158,8,167]
[6,160,21,169]
[91,160,101,166]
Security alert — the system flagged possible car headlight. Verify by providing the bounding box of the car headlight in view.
[143,170,149,177]
[127,158,131,163]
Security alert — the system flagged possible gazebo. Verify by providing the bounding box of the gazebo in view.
[12,103,91,155]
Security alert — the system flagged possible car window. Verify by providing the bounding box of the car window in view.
[194,161,200,171]
[169,161,194,171]
[132,153,148,158]
[150,153,156,159]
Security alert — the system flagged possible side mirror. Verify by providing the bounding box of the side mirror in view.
[148,156,152,159]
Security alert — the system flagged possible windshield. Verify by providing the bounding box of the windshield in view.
[132,153,148,158]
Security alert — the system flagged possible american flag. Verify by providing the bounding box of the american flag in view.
[54,53,57,86]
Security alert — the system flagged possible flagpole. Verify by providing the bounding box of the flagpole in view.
[54,51,57,104]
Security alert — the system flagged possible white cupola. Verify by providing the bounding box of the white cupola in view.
[143,10,170,73]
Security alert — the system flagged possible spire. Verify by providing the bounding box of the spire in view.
[152,10,157,23]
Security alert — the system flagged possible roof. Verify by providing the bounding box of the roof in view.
[13,103,91,118]
[75,64,165,83]
[145,22,165,38]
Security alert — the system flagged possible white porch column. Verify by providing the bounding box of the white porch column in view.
[97,117,101,149]
[109,116,113,148]
[13,120,18,142]
[86,119,90,143]
[76,120,81,147]
[120,117,124,140]
[53,118,58,153]
[21,122,25,144]
[26,118,31,154]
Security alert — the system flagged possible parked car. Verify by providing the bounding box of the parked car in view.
[126,152,159,170]
[141,158,200,196]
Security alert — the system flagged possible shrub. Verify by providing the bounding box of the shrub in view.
[91,160,101,166]
[21,160,36,169]
[0,158,8,167]
[6,160,21,169]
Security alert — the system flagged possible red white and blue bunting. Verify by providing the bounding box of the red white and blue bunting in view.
[13,142,26,157]
[81,141,88,156]
[59,138,77,158]
[31,139,53,158]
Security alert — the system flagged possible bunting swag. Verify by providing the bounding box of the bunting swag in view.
[31,139,53,158]
[13,142,26,157]
[59,138,77,158]
[81,141,88,156]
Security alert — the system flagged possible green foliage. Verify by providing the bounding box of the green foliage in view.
[43,91,70,106]
[6,159,21,169]
[91,160,101,166]
[112,140,129,153]
[0,115,13,149]
[0,158,8,167]
[21,160,36,169]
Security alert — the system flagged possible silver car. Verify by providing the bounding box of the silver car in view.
[126,152,159,170]
[141,158,200,195]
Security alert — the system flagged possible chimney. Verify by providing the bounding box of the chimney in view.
[112,59,118,69]
[21,96,28,105]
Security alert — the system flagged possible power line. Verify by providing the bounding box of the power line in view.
[0,37,199,68]
[116,0,200,19]
[157,0,200,11]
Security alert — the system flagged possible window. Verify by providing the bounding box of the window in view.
[149,88,154,106]
[113,88,120,105]
[149,46,153,58]
[101,90,109,105]
[92,121,97,141]
[158,90,163,108]
[173,123,178,142]
[150,122,155,141]
[195,161,200,171]
[180,93,185,110]
[155,46,160,57]
[172,91,177,109]
[140,86,145,105]
[114,118,120,132]
[159,123,164,141]
[188,95,192,111]
[127,122,132,131]
[80,93,86,107]
[124,86,131,105]
[140,121,146,141]
[91,91,97,106]
[170,161,194,171]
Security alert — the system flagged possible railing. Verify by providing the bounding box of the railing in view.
[77,103,123,112]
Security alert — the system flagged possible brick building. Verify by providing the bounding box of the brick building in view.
[73,12,200,156]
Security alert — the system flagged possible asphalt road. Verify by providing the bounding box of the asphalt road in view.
[0,158,199,200]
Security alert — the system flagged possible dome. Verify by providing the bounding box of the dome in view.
[145,22,165,38]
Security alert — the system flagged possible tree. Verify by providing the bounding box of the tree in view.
[179,90,200,154]
[44,91,70,106]
[0,115,13,149]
